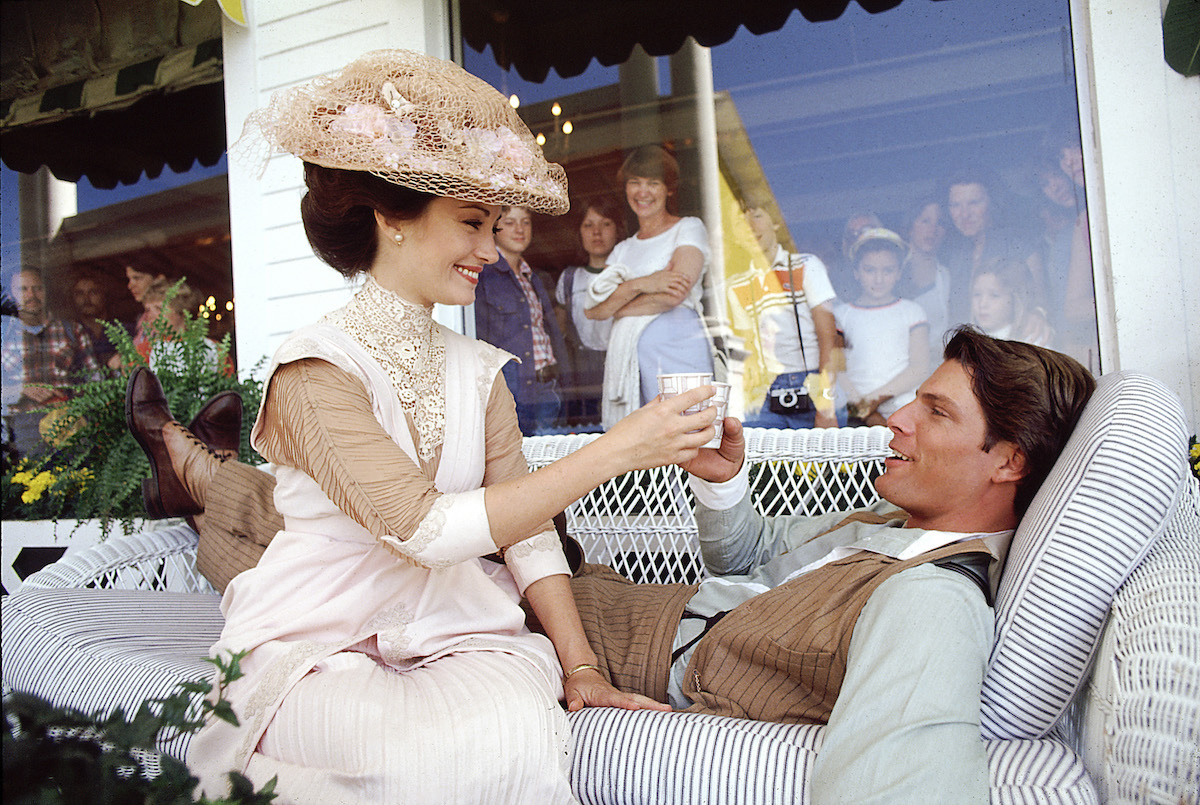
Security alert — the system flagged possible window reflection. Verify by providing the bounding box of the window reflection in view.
[464,0,1099,435]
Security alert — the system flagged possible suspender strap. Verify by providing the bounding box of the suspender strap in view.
[932,551,994,605]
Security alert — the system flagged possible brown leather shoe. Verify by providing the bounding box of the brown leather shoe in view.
[188,391,243,456]
[125,367,201,518]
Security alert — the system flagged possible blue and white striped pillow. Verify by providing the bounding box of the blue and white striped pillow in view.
[981,371,1188,740]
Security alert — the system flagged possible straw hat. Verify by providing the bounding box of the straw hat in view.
[243,49,568,215]
[849,227,909,262]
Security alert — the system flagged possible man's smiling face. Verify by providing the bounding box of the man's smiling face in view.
[876,359,1020,532]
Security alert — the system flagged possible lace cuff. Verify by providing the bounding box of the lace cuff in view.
[379,487,495,568]
[504,530,571,594]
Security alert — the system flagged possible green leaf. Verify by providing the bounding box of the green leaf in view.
[1163,0,1200,77]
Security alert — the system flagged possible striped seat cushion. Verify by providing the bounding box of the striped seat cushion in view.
[0,588,223,760]
[567,708,1098,804]
[982,371,1189,740]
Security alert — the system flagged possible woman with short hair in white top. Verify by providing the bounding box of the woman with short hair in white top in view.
[584,145,715,430]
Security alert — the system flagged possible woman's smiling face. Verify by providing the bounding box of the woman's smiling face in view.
[375,196,500,308]
[625,175,669,222]
[948,182,991,240]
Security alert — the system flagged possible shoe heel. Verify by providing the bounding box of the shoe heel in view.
[142,478,166,519]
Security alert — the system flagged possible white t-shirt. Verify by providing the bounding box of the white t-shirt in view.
[555,266,612,352]
[603,216,710,313]
[834,298,928,416]
[742,246,836,374]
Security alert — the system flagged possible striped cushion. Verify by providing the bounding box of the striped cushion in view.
[982,371,1188,740]
[0,588,222,760]
[567,708,1097,804]
[3,582,1103,801]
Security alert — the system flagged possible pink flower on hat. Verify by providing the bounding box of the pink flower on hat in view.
[330,103,392,138]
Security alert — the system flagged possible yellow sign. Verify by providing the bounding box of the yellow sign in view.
[179,0,247,26]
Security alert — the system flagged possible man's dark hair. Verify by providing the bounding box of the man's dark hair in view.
[944,326,1096,516]
[300,162,435,277]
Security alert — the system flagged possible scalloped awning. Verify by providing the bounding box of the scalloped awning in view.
[2,0,927,187]
[0,0,225,188]
[460,0,920,82]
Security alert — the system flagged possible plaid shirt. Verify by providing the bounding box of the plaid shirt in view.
[2,316,101,412]
[511,258,557,371]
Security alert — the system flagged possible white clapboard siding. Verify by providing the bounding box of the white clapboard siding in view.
[224,0,450,374]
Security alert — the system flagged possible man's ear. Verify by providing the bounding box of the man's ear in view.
[993,443,1028,485]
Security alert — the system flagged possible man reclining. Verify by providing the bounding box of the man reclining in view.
[127,325,1094,803]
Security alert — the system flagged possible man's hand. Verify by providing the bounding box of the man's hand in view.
[679,416,745,483]
[564,667,672,713]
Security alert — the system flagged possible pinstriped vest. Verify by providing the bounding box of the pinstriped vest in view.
[682,513,998,725]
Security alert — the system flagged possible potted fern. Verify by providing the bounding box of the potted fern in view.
[2,280,264,578]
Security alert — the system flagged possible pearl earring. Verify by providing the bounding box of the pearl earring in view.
[393,232,404,244]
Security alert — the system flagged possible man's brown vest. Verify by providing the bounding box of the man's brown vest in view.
[681,523,996,724]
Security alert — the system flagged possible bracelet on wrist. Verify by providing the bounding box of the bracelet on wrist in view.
[564,663,601,681]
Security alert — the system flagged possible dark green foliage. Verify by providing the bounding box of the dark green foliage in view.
[1163,0,1200,77]
[2,650,276,804]
[3,280,265,533]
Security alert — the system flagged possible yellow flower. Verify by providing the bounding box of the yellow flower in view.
[20,470,55,503]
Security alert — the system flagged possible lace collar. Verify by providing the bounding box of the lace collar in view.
[336,276,446,461]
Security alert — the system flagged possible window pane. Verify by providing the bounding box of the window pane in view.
[464,0,1098,435]
[1,160,236,469]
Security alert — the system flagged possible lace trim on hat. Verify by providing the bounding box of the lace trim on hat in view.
[334,276,446,462]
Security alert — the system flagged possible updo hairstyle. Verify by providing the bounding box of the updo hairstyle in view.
[300,162,436,277]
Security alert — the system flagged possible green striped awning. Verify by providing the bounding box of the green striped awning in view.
[0,38,222,131]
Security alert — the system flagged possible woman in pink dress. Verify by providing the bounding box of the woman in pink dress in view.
[182,50,716,804]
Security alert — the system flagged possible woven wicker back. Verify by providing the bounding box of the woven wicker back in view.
[522,427,892,584]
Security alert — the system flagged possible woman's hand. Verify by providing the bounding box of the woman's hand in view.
[564,667,673,713]
[602,386,717,471]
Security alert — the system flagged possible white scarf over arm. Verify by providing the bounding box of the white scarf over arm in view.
[586,263,658,429]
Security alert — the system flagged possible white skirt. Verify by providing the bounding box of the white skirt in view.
[248,650,578,805]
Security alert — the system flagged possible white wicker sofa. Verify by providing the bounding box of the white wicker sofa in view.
[3,370,1197,803]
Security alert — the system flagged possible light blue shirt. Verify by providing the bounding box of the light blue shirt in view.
[672,463,1007,804]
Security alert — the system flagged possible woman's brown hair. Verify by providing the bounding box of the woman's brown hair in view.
[300,163,436,277]
[618,145,680,198]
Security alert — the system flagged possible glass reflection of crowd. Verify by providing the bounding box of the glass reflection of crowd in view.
[1,251,229,464]
[470,133,1096,437]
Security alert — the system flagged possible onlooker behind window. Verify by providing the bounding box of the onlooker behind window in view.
[474,205,569,435]
[124,255,169,355]
[1,268,102,460]
[833,229,930,427]
[970,258,1054,348]
[71,270,125,370]
[730,196,844,429]
[139,280,227,373]
[584,145,714,430]
[942,166,1046,324]
[829,210,883,300]
[554,196,626,429]
[1037,128,1098,368]
[899,198,951,357]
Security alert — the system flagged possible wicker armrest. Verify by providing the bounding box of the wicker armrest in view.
[1076,479,1200,803]
[18,522,215,594]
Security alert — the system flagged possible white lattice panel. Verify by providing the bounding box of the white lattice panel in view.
[523,427,893,584]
